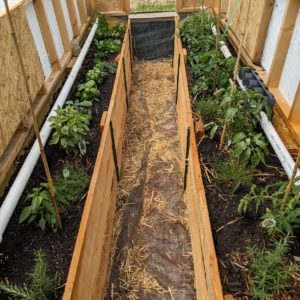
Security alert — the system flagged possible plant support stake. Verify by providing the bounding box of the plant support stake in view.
[128,29,133,72]
[110,121,120,182]
[176,54,181,104]
[122,57,129,108]
[3,0,62,229]
[184,127,191,191]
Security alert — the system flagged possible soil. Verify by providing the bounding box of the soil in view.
[106,60,195,299]
[0,42,116,299]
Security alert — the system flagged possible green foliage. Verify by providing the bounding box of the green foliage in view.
[131,1,175,13]
[0,250,58,300]
[95,15,125,40]
[213,155,253,194]
[231,132,268,168]
[190,51,236,95]
[194,98,222,119]
[238,178,300,235]
[49,106,90,154]
[247,237,299,300]
[76,80,100,102]
[55,163,90,202]
[94,39,122,55]
[86,61,116,85]
[19,183,69,232]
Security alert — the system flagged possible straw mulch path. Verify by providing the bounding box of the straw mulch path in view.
[106,60,195,299]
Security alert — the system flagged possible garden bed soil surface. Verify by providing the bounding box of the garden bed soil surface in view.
[193,85,300,298]
[106,60,195,299]
[0,43,116,299]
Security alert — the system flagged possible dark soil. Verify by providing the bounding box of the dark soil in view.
[0,41,117,299]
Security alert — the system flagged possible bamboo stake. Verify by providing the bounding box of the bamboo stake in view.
[282,148,300,206]
[3,0,62,229]
[219,0,251,150]
[215,0,222,51]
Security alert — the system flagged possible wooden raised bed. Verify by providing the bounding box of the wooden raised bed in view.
[63,16,224,300]
[63,20,132,300]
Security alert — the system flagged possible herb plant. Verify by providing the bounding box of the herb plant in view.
[238,178,300,235]
[76,80,100,102]
[0,249,58,300]
[49,106,90,154]
[55,163,90,202]
[19,182,69,232]
[94,39,121,55]
[247,237,299,300]
[86,61,116,85]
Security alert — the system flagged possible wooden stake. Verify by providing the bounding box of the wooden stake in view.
[215,0,222,51]
[233,0,251,81]
[4,0,62,229]
[282,148,300,205]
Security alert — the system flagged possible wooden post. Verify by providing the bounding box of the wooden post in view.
[289,84,300,122]
[77,0,88,24]
[66,0,80,37]
[282,148,300,205]
[267,0,300,88]
[3,0,62,229]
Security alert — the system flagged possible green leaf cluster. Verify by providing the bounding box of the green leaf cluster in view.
[247,237,299,300]
[19,182,69,232]
[238,178,300,235]
[49,106,90,154]
[0,249,58,299]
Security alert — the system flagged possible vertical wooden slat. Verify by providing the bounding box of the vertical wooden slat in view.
[33,0,60,70]
[267,0,300,88]
[77,0,87,24]
[52,0,72,52]
[289,84,300,122]
[66,0,80,37]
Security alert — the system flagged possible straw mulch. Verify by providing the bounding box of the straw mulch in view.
[107,60,195,299]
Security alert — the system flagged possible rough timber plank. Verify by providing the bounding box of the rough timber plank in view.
[63,24,131,300]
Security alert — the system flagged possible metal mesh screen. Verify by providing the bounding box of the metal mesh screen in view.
[131,21,175,60]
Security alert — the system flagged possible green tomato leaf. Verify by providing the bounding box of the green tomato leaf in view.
[225,107,238,122]
[19,206,32,223]
[232,132,246,144]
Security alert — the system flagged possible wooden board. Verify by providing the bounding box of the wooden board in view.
[174,16,224,300]
[63,22,132,300]
[177,0,214,12]
[227,0,274,63]
[0,4,44,156]
[94,0,129,15]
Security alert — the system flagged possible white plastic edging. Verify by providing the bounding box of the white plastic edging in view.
[211,24,300,181]
[0,19,98,244]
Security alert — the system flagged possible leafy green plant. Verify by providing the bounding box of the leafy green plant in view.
[19,182,68,232]
[238,178,300,235]
[49,106,90,154]
[247,237,299,300]
[194,98,222,120]
[94,39,121,55]
[86,61,116,85]
[76,80,100,102]
[131,1,175,13]
[0,249,58,300]
[214,155,253,194]
[95,15,125,40]
[55,163,90,202]
[231,132,268,168]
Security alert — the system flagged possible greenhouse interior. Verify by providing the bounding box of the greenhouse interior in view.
[0,0,300,299]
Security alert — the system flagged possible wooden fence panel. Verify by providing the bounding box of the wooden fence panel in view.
[176,0,214,12]
[94,0,130,15]
[63,23,131,300]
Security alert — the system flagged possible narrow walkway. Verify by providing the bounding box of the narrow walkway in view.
[107,60,195,299]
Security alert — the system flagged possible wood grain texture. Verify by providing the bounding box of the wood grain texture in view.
[0,4,44,156]
[174,16,224,300]
[63,23,131,300]
[94,0,129,15]
[228,0,274,62]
